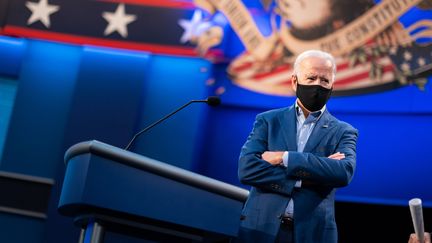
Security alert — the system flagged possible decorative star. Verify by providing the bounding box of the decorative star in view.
[403,51,413,61]
[102,4,137,38]
[417,57,426,66]
[389,47,398,55]
[400,62,411,72]
[178,10,211,43]
[26,0,60,28]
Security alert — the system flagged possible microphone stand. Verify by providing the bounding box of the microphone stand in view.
[124,99,205,151]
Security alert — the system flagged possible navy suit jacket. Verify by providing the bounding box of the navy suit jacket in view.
[237,105,358,243]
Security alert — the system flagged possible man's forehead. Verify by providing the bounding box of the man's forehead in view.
[302,70,331,75]
[300,56,333,68]
[299,59,333,75]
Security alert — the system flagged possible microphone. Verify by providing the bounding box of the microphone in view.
[206,96,221,106]
[409,198,425,243]
[124,96,221,151]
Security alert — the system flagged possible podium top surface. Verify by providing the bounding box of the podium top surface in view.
[64,140,249,202]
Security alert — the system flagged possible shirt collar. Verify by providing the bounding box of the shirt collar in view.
[295,99,326,122]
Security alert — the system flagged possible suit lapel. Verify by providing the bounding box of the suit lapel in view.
[278,106,298,152]
[303,110,334,152]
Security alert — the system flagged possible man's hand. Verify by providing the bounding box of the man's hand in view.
[262,151,285,165]
[262,151,345,165]
[409,232,431,243]
[328,152,345,160]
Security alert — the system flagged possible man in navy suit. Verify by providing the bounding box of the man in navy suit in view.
[237,50,358,243]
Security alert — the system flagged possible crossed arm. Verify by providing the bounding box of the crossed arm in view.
[262,151,346,165]
[238,114,358,195]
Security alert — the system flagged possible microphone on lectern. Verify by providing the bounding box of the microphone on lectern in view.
[124,96,221,151]
[206,96,221,106]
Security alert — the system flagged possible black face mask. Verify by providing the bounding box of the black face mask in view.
[296,83,332,112]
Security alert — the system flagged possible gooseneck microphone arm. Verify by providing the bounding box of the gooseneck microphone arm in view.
[124,97,220,151]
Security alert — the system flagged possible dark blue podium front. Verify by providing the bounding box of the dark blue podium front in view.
[58,140,248,242]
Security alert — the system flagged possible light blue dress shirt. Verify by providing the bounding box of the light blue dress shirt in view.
[282,102,326,217]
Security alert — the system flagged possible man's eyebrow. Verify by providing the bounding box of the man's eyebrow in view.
[306,73,330,78]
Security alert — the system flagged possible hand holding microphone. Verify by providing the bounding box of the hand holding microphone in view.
[409,233,431,243]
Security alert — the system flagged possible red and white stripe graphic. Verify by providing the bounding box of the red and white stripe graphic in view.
[227,50,396,96]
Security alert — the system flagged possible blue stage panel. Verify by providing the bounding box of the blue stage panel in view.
[0,36,26,78]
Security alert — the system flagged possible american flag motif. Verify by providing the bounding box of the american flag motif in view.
[227,41,400,97]
[389,43,432,77]
[1,0,431,97]
[217,0,432,97]
[0,0,223,57]
[226,18,432,97]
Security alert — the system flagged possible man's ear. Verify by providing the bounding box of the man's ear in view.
[291,75,297,92]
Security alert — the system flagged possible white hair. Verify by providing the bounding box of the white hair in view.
[293,50,337,81]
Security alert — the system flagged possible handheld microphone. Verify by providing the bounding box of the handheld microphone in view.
[409,198,424,243]
[124,96,221,151]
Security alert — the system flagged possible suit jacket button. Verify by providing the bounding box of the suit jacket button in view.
[271,184,280,189]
